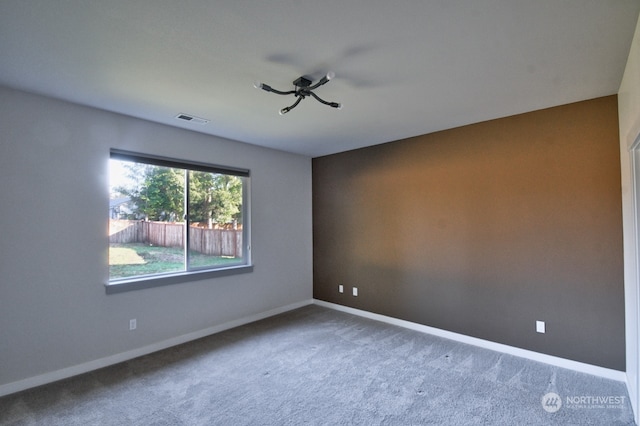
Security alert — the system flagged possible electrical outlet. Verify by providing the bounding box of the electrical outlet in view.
[129,318,137,331]
[353,287,358,297]
[339,284,344,293]
[536,320,545,333]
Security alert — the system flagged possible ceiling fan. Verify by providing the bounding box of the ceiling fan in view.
[254,72,342,115]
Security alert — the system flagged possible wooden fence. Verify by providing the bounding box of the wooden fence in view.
[109,220,242,258]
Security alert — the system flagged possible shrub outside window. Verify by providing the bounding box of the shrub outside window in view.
[107,150,251,292]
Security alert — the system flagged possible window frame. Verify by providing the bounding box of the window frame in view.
[106,149,252,294]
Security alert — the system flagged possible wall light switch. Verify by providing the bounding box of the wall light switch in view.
[536,320,545,334]
[339,284,344,293]
[353,287,358,297]
[129,318,137,331]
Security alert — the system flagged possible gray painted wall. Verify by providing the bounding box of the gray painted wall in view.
[0,86,312,388]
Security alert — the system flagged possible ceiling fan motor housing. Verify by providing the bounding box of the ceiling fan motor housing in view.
[293,76,312,87]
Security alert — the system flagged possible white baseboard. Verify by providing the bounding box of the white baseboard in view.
[0,299,314,398]
[1,298,624,398]
[313,299,627,383]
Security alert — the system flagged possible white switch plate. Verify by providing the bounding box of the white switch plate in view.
[353,287,358,297]
[339,285,344,293]
[536,320,545,333]
[129,318,137,331]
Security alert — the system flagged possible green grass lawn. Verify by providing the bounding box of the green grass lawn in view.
[109,243,241,279]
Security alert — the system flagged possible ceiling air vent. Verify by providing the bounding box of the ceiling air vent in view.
[175,113,210,125]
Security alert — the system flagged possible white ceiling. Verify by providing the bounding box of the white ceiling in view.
[0,1,638,157]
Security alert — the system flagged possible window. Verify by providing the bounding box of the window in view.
[107,150,251,293]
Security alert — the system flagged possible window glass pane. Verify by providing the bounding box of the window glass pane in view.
[108,152,250,286]
[187,171,244,269]
[109,159,186,280]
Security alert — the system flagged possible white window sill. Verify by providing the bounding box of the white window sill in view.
[105,264,254,294]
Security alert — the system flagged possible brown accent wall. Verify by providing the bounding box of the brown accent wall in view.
[312,96,625,370]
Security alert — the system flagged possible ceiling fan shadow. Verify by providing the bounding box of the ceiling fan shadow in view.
[263,42,384,89]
